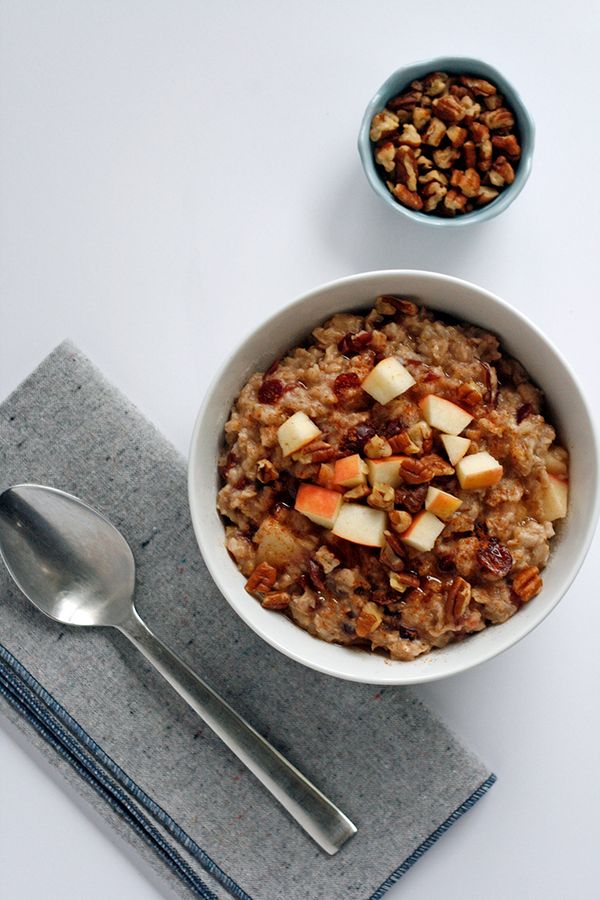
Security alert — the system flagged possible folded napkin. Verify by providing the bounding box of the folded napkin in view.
[0,342,495,900]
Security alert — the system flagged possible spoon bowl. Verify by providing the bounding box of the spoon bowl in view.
[0,484,135,627]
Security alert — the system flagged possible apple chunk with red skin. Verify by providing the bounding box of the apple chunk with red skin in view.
[441,433,470,466]
[400,510,446,552]
[277,411,321,457]
[456,451,503,489]
[540,474,568,521]
[419,395,473,435]
[425,486,462,521]
[295,484,342,529]
[331,503,387,548]
[333,454,368,488]
[361,357,415,405]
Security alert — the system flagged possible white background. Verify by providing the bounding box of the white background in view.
[1,1,599,897]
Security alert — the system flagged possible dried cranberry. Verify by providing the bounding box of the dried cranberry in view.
[394,484,428,514]
[333,372,361,397]
[340,423,376,454]
[477,537,513,578]
[257,379,284,404]
[516,403,533,424]
[307,559,327,593]
[337,331,373,356]
[379,418,406,438]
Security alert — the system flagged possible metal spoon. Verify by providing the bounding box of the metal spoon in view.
[0,484,356,854]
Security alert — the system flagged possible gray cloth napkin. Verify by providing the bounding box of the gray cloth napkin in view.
[0,342,495,900]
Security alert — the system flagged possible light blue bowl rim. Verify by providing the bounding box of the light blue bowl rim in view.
[357,56,535,227]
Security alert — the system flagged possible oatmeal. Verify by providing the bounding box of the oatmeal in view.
[217,297,568,661]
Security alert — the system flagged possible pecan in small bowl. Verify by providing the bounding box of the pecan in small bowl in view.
[358,56,534,226]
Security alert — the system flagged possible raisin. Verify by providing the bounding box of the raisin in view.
[333,372,361,396]
[394,484,428,513]
[337,331,373,355]
[257,379,284,404]
[307,559,327,593]
[340,423,376,454]
[516,403,533,424]
[379,418,406,438]
[477,537,513,578]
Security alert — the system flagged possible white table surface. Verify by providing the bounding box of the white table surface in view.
[1,2,599,897]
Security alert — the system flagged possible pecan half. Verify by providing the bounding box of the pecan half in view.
[337,330,373,356]
[456,382,483,408]
[445,576,472,623]
[245,562,277,594]
[261,591,290,610]
[491,134,521,158]
[433,94,466,124]
[512,567,543,602]
[307,558,327,593]
[387,181,423,210]
[481,108,515,130]
[459,75,496,96]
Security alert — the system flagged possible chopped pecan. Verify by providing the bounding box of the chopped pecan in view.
[388,510,413,534]
[343,483,371,502]
[462,140,477,168]
[470,121,490,143]
[388,90,423,111]
[456,382,483,408]
[422,180,447,211]
[444,189,468,212]
[257,458,279,483]
[423,71,449,96]
[245,562,277,594]
[390,571,420,591]
[370,109,400,141]
[445,576,472,622]
[387,181,423,210]
[422,116,447,147]
[446,125,468,147]
[433,147,460,169]
[478,138,493,172]
[476,185,499,205]
[261,591,290,610]
[314,545,340,574]
[389,431,418,454]
[433,94,466,124]
[394,483,428,513]
[257,379,284,404]
[484,92,504,110]
[459,75,497,96]
[374,295,398,316]
[382,296,419,317]
[477,537,513,579]
[397,123,421,148]
[364,434,392,459]
[382,528,408,558]
[337,330,372,355]
[374,141,397,173]
[481,108,515,130]
[450,167,481,198]
[491,134,521,158]
[355,601,384,637]
[413,106,432,131]
[512,566,543,602]
[395,145,419,192]
[400,453,456,484]
[419,169,448,185]
[367,483,395,510]
[489,155,515,187]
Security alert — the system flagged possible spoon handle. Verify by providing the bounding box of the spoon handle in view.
[117,607,357,855]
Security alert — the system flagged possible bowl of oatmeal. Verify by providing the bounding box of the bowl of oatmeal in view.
[188,271,598,684]
[357,57,534,225]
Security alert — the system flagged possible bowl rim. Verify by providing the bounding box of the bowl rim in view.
[357,55,536,227]
[188,269,599,684]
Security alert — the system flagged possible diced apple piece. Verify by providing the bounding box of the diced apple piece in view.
[256,517,303,567]
[425,486,462,521]
[441,433,471,465]
[295,484,342,529]
[400,510,445,552]
[419,395,473,435]
[456,451,503,489]
[277,411,321,457]
[331,503,387,548]
[540,474,568,521]
[333,454,368,488]
[361,357,416,405]
[366,456,405,488]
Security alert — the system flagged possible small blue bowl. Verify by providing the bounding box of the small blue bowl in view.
[358,56,535,227]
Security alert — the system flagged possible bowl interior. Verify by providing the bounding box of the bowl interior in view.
[189,271,598,684]
[358,56,535,227]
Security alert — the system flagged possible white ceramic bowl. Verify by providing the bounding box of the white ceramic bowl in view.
[188,271,599,685]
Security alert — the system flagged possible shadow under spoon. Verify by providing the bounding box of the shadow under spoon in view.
[0,483,357,854]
